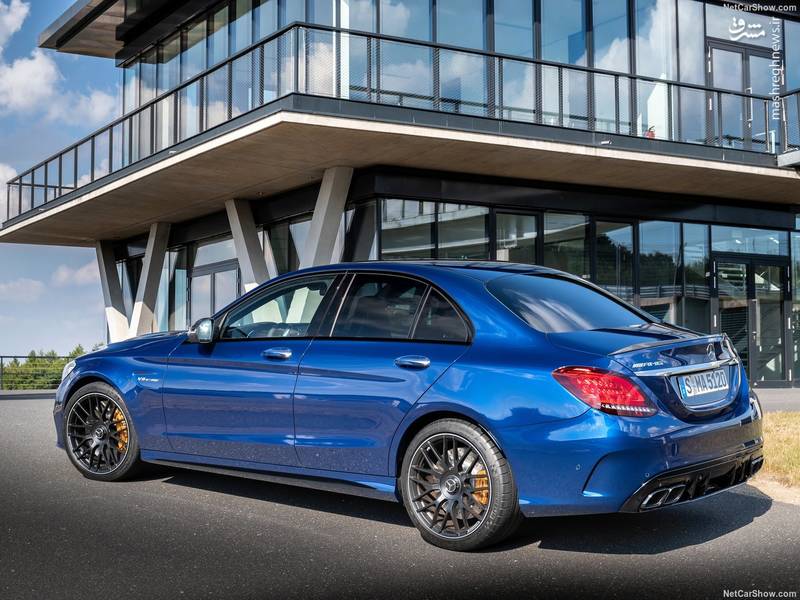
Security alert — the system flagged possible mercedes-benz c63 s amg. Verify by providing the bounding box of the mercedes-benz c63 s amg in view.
[55,262,764,551]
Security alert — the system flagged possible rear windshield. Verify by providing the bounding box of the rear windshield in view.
[487,274,651,333]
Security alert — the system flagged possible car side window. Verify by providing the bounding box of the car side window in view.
[332,274,426,339]
[413,290,469,343]
[221,275,336,339]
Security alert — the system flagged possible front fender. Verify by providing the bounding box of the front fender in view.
[54,355,170,452]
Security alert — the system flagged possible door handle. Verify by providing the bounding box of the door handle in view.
[395,356,431,370]
[263,347,293,360]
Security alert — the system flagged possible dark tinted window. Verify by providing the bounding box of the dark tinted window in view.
[333,275,426,339]
[413,291,469,342]
[487,274,650,333]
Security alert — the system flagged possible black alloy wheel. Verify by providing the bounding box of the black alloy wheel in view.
[400,419,521,551]
[407,433,492,538]
[64,382,143,481]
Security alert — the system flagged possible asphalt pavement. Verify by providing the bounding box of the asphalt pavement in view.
[1,396,798,600]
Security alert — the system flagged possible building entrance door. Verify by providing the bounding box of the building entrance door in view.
[714,257,789,386]
[706,41,775,151]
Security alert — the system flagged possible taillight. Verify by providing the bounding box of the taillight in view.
[552,366,657,417]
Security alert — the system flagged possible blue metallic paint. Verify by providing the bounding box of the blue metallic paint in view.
[162,338,310,465]
[54,262,763,517]
[294,338,468,474]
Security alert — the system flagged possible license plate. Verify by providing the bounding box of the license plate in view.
[678,369,729,399]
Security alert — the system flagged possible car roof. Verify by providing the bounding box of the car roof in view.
[293,260,564,282]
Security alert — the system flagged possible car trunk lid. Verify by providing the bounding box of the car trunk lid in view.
[549,325,743,420]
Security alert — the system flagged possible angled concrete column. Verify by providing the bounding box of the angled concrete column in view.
[95,241,129,343]
[262,229,280,280]
[300,167,353,269]
[128,222,171,338]
[226,198,273,291]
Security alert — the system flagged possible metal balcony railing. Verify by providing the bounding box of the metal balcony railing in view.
[4,24,799,227]
[0,355,72,390]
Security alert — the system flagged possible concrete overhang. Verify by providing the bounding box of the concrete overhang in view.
[39,0,126,58]
[39,0,213,60]
[2,110,799,247]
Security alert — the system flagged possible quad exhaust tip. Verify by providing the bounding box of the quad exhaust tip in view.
[641,484,687,510]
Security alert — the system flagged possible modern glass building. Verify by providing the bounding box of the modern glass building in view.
[3,0,800,387]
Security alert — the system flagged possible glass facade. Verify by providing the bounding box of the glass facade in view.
[541,0,586,66]
[635,0,677,79]
[496,213,537,263]
[639,220,681,323]
[98,0,798,182]
[381,199,435,259]
[543,213,589,279]
[494,0,533,58]
[683,223,710,333]
[712,226,789,256]
[595,221,634,301]
[788,21,800,92]
[677,0,704,85]
[592,0,629,72]
[118,0,796,114]
[438,204,489,259]
[437,0,484,50]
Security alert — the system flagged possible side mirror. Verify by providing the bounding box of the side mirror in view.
[188,318,216,344]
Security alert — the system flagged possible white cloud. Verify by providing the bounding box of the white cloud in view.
[0,277,45,302]
[0,48,60,114]
[48,88,118,127]
[51,260,100,287]
[0,1,118,125]
[0,0,27,52]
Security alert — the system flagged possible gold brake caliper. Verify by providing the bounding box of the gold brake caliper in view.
[474,469,489,505]
[112,408,129,452]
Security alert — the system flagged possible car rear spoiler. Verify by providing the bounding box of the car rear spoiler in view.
[610,334,727,356]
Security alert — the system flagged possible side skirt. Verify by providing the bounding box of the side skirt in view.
[141,451,399,503]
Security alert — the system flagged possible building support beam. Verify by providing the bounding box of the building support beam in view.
[95,241,129,344]
[226,198,272,291]
[128,222,171,338]
[300,166,353,269]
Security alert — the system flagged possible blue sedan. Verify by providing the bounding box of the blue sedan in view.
[54,262,764,551]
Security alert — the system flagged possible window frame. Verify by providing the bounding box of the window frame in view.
[215,272,346,341]
[322,270,474,344]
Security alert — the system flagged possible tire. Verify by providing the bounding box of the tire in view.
[63,382,144,482]
[400,419,522,551]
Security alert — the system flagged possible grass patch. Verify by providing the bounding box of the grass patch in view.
[758,411,800,488]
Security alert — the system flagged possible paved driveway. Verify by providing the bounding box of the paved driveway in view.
[1,397,798,600]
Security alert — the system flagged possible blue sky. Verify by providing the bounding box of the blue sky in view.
[0,0,119,355]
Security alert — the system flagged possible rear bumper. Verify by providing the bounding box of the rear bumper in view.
[619,447,764,512]
[496,394,763,518]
